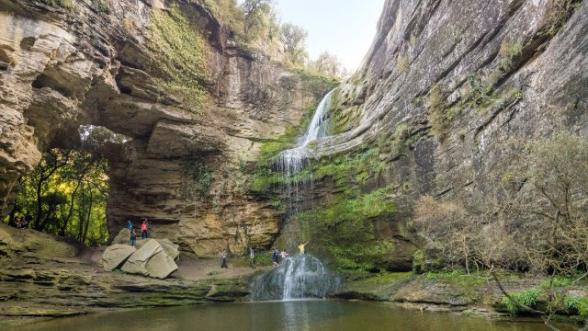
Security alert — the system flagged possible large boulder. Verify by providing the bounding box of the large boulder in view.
[156,238,180,261]
[120,239,178,279]
[145,250,178,279]
[112,228,131,245]
[101,244,136,271]
[121,239,161,276]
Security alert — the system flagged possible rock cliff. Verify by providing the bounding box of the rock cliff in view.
[0,0,332,255]
[268,0,587,271]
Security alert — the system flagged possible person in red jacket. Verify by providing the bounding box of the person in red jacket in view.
[141,219,149,239]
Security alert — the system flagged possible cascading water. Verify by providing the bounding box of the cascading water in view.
[277,89,335,175]
[251,254,340,301]
[252,90,340,301]
[276,89,335,212]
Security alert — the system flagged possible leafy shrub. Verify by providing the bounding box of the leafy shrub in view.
[564,296,588,318]
[501,289,541,315]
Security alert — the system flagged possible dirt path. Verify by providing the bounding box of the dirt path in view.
[174,255,271,281]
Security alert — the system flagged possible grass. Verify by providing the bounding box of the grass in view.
[424,270,488,288]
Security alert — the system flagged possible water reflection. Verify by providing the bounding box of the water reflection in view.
[17,300,574,331]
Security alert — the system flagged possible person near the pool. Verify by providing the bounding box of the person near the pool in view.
[298,242,309,254]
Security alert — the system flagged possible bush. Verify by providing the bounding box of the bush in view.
[501,289,541,315]
[564,296,588,318]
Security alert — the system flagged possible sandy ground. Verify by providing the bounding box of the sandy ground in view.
[174,255,271,281]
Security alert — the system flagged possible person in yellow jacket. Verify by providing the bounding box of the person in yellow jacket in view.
[298,242,309,254]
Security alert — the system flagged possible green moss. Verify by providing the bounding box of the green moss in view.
[149,5,208,111]
[297,187,396,271]
[424,270,488,288]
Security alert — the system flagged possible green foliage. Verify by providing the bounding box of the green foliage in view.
[297,187,396,271]
[281,23,308,66]
[91,0,109,14]
[39,0,73,8]
[501,289,541,315]
[499,40,523,70]
[307,51,343,79]
[181,161,212,197]
[202,0,244,34]
[396,52,410,73]
[540,276,574,289]
[427,83,451,139]
[5,149,109,246]
[149,5,208,110]
[564,296,588,318]
[412,249,425,274]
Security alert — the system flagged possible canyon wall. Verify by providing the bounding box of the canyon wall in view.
[268,0,587,271]
[0,0,332,255]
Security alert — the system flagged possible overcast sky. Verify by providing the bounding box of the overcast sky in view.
[274,0,385,71]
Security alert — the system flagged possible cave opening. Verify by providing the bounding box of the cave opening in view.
[1,125,129,247]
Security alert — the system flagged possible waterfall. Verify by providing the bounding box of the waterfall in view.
[251,254,340,301]
[277,89,334,177]
[276,90,335,212]
[251,91,340,302]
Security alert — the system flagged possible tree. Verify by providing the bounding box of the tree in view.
[5,148,110,246]
[309,51,343,78]
[280,23,308,66]
[241,0,274,39]
[412,132,588,275]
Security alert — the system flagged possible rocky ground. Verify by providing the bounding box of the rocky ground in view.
[0,224,260,327]
[1,223,586,327]
[333,271,588,322]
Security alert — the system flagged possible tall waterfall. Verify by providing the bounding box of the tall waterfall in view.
[277,89,334,177]
[252,90,341,301]
[251,254,340,301]
[276,90,335,213]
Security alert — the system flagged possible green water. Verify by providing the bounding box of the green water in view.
[19,300,570,331]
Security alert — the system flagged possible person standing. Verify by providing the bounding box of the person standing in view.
[127,219,133,231]
[271,248,279,267]
[220,249,228,269]
[249,247,255,269]
[141,219,149,239]
[130,228,137,247]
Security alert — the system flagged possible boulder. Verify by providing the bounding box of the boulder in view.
[121,239,162,276]
[145,250,178,279]
[157,238,180,261]
[112,228,131,245]
[101,244,136,271]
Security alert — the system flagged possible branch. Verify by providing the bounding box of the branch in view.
[490,271,561,331]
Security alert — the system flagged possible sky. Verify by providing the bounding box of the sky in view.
[254,0,386,71]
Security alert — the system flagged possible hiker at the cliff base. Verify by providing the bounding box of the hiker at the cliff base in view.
[271,248,280,267]
[220,250,228,268]
[127,219,133,231]
[281,250,289,261]
[130,228,137,247]
[298,242,309,254]
[249,247,255,269]
[141,219,149,239]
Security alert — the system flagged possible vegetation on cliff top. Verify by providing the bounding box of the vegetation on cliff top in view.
[149,4,209,110]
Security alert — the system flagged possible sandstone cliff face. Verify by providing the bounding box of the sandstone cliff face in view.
[327,0,587,193]
[273,0,587,270]
[0,0,331,255]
